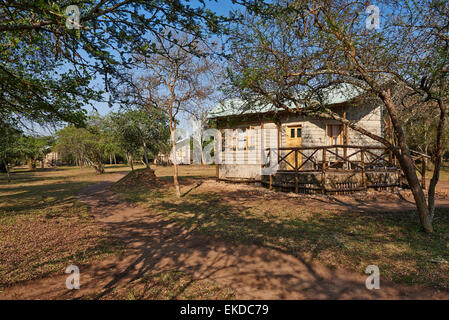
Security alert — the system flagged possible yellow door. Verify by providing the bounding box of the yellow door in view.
[286,125,302,170]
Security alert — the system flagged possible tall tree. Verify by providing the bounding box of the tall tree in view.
[0,1,227,126]
[55,121,107,173]
[108,109,170,169]
[0,121,22,182]
[227,0,448,232]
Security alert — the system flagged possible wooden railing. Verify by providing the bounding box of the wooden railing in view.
[263,145,405,193]
[262,145,430,193]
[264,145,398,171]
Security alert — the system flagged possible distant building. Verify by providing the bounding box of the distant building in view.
[155,137,192,165]
[43,152,61,167]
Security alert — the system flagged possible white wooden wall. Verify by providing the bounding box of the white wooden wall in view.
[215,103,383,168]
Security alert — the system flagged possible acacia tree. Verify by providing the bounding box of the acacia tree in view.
[133,33,214,197]
[0,0,226,127]
[227,0,448,232]
[0,121,22,182]
[108,109,170,169]
[55,123,107,173]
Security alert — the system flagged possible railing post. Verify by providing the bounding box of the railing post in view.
[295,149,298,171]
[295,150,299,193]
[361,149,367,190]
[343,111,348,169]
[321,147,326,194]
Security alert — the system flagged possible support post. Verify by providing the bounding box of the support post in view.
[295,149,298,171]
[361,149,367,190]
[343,111,348,169]
[269,174,273,190]
[321,147,327,194]
[295,149,299,193]
[215,164,219,181]
[295,174,299,193]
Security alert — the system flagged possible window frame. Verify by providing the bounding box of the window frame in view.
[326,124,343,146]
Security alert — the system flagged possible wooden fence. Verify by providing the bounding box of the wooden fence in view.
[263,145,429,193]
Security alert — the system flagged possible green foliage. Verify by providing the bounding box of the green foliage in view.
[54,111,170,172]
[107,109,170,166]
[404,112,449,159]
[0,121,52,170]
[0,1,227,126]
[0,121,23,170]
[18,135,52,168]
[55,123,107,173]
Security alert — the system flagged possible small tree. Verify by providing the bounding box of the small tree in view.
[19,136,52,169]
[0,121,22,182]
[133,32,214,197]
[55,122,107,174]
[109,109,170,169]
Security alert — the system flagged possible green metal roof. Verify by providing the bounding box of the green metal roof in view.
[208,83,364,119]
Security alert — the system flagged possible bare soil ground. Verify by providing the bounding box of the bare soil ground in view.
[2,167,449,299]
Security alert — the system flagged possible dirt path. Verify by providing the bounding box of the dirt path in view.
[2,174,449,300]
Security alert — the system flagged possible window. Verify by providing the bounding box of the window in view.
[221,130,226,152]
[237,128,247,151]
[232,130,237,151]
[288,125,302,140]
[221,127,258,152]
[247,126,256,151]
[326,124,343,145]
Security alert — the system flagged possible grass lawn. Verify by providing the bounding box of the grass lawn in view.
[0,165,132,287]
[2,163,448,296]
[0,163,230,300]
[114,165,449,290]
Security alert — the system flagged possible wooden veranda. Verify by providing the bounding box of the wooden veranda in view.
[261,145,429,194]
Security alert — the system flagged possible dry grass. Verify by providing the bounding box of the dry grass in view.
[0,165,130,287]
[0,164,220,298]
[115,165,449,290]
[2,163,448,295]
[101,270,235,300]
[153,164,216,179]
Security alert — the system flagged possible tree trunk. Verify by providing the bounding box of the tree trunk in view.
[28,159,36,170]
[427,99,446,219]
[95,162,105,174]
[380,89,433,233]
[128,153,134,171]
[114,154,117,165]
[3,160,11,183]
[170,117,181,198]
[143,142,150,168]
[201,148,206,165]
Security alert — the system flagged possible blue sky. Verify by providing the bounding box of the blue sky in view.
[88,0,238,116]
[83,0,239,133]
[34,0,240,136]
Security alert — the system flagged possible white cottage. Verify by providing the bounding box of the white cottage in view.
[209,84,400,193]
